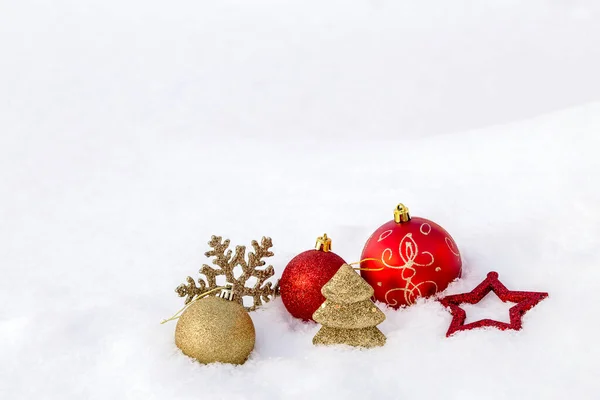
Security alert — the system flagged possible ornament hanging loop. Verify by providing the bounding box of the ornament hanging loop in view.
[161,286,225,324]
[394,203,411,223]
[315,233,332,252]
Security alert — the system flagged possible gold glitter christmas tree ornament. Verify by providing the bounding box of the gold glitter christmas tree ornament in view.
[175,235,278,311]
[313,264,386,348]
[175,285,256,365]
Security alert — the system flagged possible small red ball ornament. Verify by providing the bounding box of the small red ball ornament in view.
[280,234,346,321]
[360,204,462,308]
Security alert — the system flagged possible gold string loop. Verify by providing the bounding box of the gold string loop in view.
[161,286,225,324]
[349,258,385,271]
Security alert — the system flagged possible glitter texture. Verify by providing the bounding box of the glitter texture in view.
[438,271,548,337]
[279,249,346,321]
[312,264,386,348]
[321,262,374,304]
[175,296,255,365]
[313,300,385,329]
[175,235,278,312]
[313,327,386,348]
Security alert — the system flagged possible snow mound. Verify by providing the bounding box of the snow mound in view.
[2,104,599,399]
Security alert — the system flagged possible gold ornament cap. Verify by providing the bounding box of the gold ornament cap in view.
[315,233,332,252]
[394,203,411,223]
[218,284,235,301]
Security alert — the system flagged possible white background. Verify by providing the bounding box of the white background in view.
[1,1,600,399]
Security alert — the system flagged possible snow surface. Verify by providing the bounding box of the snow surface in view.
[2,1,600,399]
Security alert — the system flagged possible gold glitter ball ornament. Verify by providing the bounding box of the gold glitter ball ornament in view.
[175,294,255,365]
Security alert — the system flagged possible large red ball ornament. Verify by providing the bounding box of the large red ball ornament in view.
[360,204,462,308]
[280,234,346,321]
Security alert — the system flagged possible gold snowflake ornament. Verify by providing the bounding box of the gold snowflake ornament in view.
[175,235,279,311]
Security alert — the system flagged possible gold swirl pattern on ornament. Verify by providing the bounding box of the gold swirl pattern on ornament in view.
[378,230,394,242]
[380,233,434,270]
[384,280,439,307]
[445,237,460,257]
[420,223,432,235]
[380,233,437,306]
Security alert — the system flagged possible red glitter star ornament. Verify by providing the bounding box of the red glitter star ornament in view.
[438,272,548,337]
